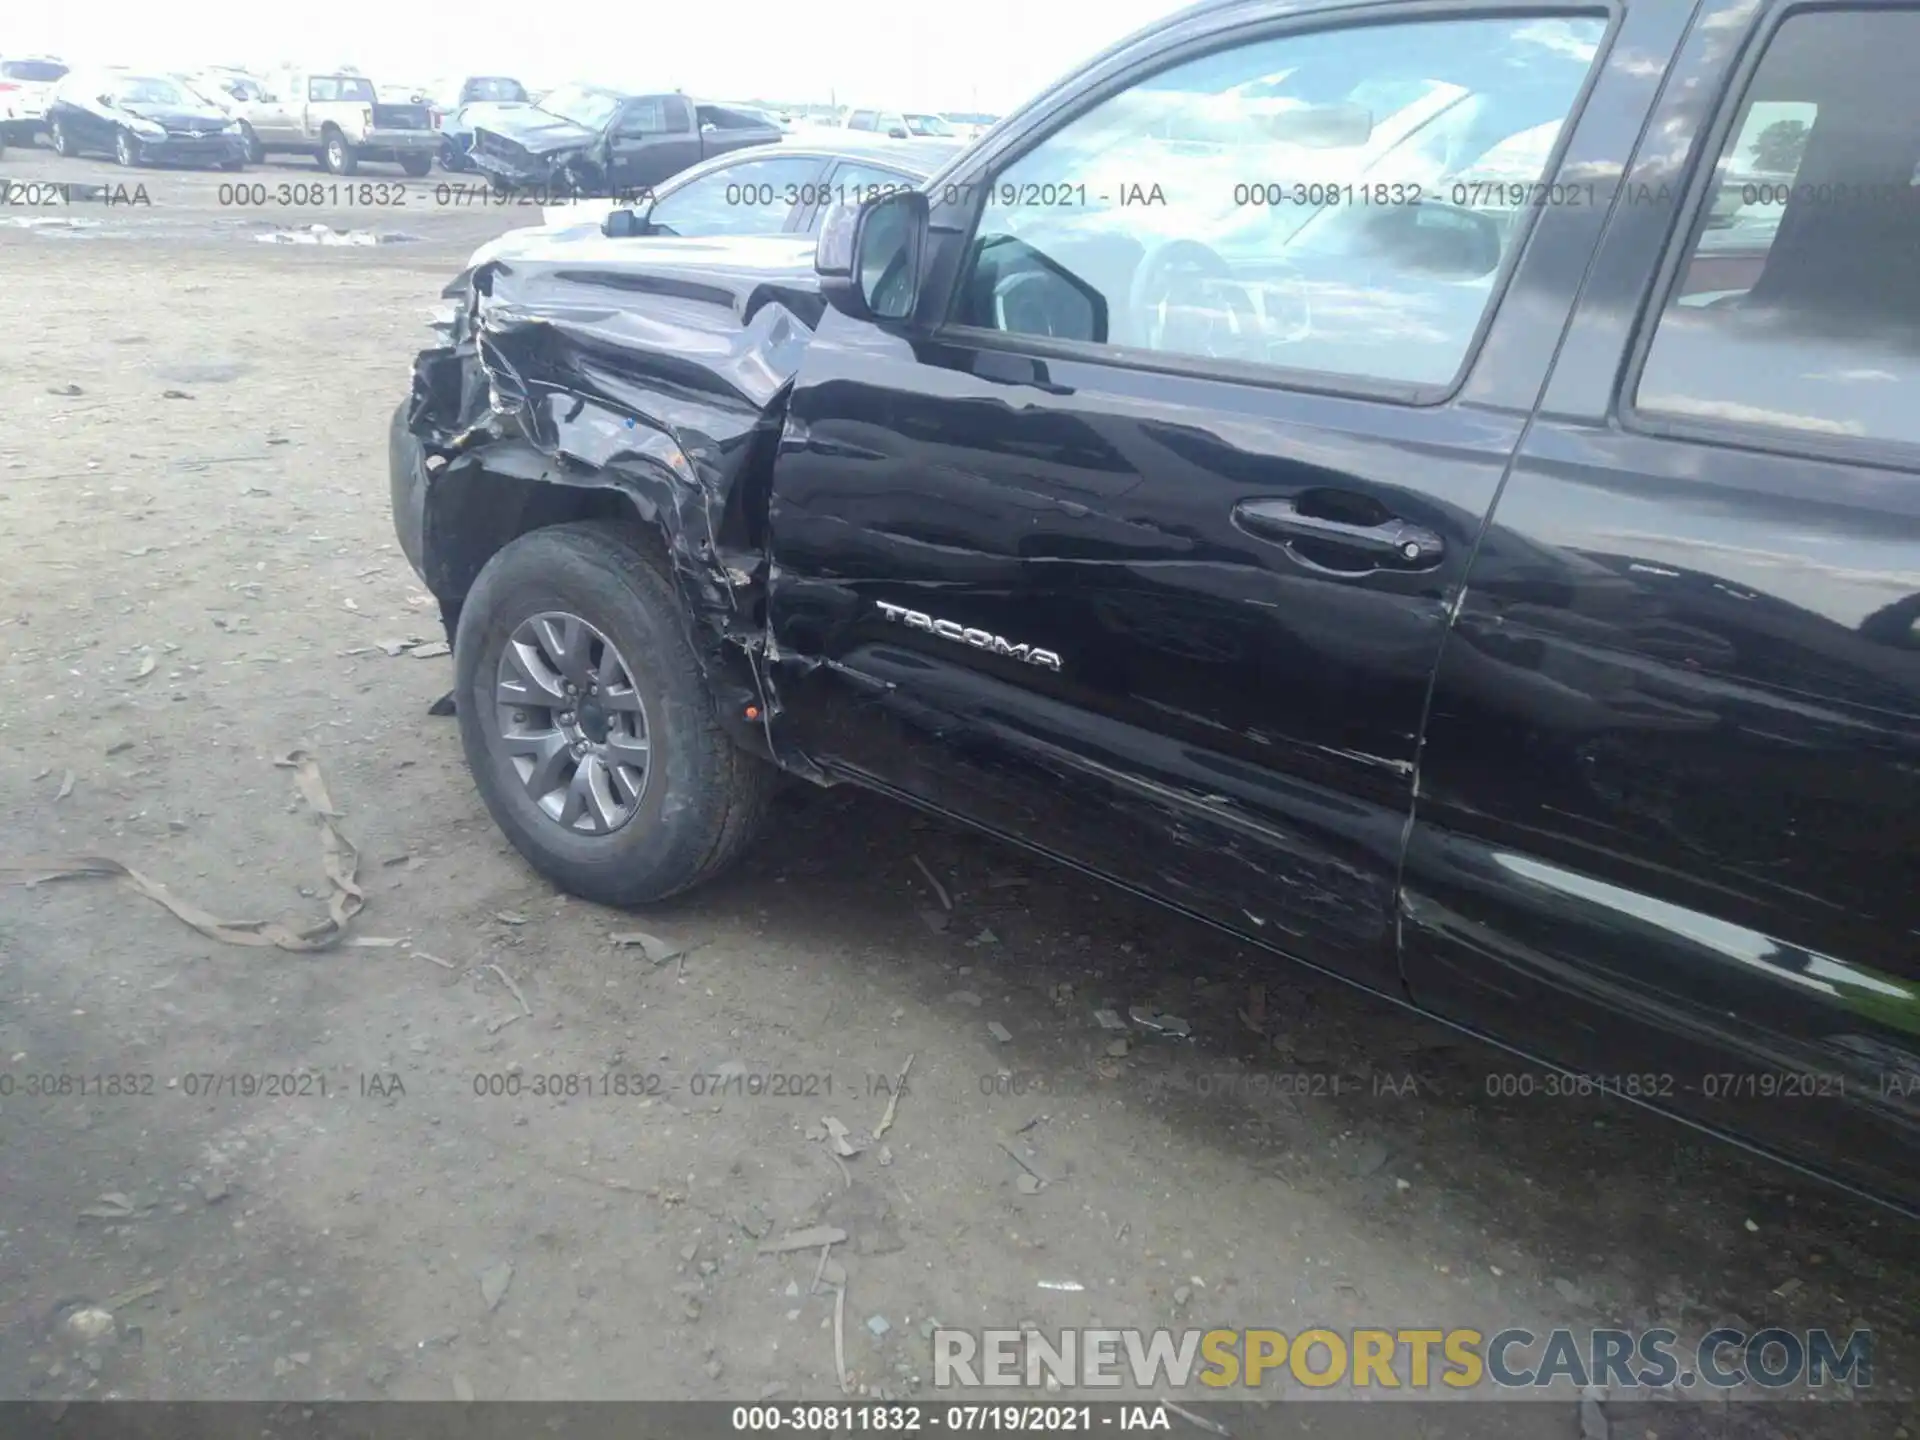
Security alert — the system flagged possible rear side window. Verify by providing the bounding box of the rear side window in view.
[616,98,667,135]
[462,77,525,104]
[1635,9,1920,450]
[311,76,375,103]
[2,60,67,82]
[698,104,772,130]
[848,110,876,131]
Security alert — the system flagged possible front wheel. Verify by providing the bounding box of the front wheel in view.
[114,128,143,167]
[454,522,775,906]
[321,130,357,174]
[240,122,263,164]
[49,118,73,157]
[399,153,431,178]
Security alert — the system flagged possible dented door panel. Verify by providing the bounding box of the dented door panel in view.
[768,322,1514,991]
[758,0,1669,994]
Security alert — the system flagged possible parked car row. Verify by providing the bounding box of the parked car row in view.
[1,52,992,179]
[47,69,249,169]
[0,53,67,144]
[0,61,527,173]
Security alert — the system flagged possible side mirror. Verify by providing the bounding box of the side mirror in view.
[887,127,908,140]
[815,188,928,321]
[602,203,655,238]
[98,93,116,107]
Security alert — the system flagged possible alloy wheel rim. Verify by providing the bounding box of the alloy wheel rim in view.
[492,611,651,835]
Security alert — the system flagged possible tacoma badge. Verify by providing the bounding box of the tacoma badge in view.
[876,601,1063,672]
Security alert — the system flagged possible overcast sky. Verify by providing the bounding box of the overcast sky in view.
[8,0,1190,113]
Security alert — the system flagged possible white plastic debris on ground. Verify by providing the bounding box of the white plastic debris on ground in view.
[255,223,420,247]
[256,223,378,247]
[2,215,101,230]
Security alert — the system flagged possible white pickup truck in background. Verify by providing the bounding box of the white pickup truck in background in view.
[239,69,437,174]
[0,56,70,143]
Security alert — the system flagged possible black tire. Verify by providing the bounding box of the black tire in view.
[241,122,263,164]
[321,128,357,174]
[439,138,469,172]
[114,128,143,167]
[399,153,431,178]
[49,118,73,157]
[454,521,775,906]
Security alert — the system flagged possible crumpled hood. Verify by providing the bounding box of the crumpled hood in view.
[473,107,599,156]
[407,229,827,732]
[445,99,533,138]
[477,231,822,303]
[472,235,825,408]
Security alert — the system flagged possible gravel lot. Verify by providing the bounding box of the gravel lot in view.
[1,143,1916,1435]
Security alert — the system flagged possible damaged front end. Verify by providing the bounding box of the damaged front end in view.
[394,235,828,760]
[466,128,596,194]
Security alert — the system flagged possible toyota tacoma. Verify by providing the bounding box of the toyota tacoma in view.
[392,0,1920,1216]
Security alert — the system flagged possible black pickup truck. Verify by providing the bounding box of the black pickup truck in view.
[393,0,1920,1216]
[466,83,782,196]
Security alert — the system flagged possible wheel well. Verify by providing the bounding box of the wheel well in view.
[321,122,344,140]
[426,469,665,629]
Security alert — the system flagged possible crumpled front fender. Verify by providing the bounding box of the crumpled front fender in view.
[404,245,824,755]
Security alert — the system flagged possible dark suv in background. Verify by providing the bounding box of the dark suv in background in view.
[396,0,1920,1217]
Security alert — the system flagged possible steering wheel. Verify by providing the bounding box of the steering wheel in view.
[1125,238,1286,359]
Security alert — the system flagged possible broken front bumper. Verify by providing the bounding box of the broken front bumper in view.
[141,133,248,165]
[466,136,587,192]
[389,398,429,583]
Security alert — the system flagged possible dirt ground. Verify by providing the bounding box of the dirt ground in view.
[2,145,1918,1434]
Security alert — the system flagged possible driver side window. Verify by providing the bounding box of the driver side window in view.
[949,14,1606,389]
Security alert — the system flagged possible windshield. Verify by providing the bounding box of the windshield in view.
[538,83,622,131]
[464,76,527,103]
[174,76,221,107]
[111,76,189,106]
[311,75,376,102]
[904,113,955,137]
[3,60,67,82]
